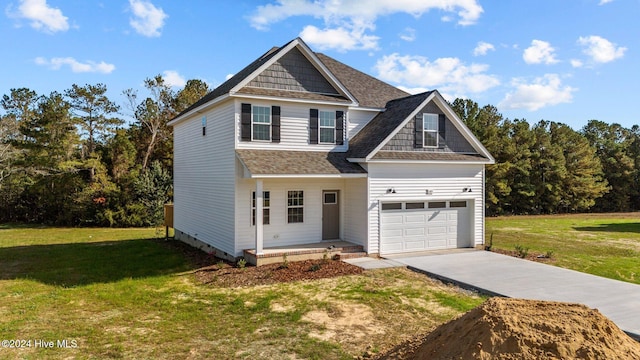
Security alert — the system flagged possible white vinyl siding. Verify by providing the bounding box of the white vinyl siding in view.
[173,100,236,255]
[343,178,367,247]
[367,162,484,254]
[348,109,378,138]
[236,100,348,151]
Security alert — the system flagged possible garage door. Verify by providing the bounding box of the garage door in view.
[380,200,471,254]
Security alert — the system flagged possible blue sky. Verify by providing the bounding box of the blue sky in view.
[1,0,637,129]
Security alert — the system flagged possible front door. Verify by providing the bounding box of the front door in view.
[322,190,340,240]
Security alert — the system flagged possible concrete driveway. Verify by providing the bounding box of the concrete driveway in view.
[387,250,640,339]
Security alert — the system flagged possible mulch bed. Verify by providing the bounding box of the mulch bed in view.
[157,239,364,287]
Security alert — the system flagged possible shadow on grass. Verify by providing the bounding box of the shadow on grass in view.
[573,223,640,234]
[0,239,201,287]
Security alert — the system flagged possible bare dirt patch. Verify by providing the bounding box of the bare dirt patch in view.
[374,297,640,360]
[193,259,364,287]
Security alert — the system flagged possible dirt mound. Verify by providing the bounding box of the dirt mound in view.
[376,297,640,360]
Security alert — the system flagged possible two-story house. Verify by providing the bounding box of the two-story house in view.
[168,37,494,265]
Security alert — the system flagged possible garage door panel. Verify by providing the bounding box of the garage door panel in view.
[405,240,426,250]
[427,226,447,234]
[404,227,425,236]
[380,201,471,254]
[405,214,426,223]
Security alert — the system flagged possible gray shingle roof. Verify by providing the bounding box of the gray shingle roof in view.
[371,151,489,162]
[315,53,409,108]
[346,92,434,159]
[236,150,366,176]
[172,38,408,120]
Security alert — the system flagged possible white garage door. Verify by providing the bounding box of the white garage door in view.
[380,200,471,254]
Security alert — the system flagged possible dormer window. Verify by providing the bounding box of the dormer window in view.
[423,113,439,147]
[252,106,271,141]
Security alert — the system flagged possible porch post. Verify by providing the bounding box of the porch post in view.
[255,179,264,255]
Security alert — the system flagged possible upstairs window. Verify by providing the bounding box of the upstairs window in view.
[423,113,438,147]
[201,116,207,136]
[252,106,271,141]
[319,111,335,144]
[309,109,344,145]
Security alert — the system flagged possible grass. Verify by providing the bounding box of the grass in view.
[486,213,640,284]
[0,225,484,359]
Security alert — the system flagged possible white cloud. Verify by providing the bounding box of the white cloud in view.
[570,59,583,68]
[248,0,482,51]
[578,35,626,63]
[162,70,186,88]
[473,41,495,56]
[129,0,168,37]
[523,40,558,64]
[7,0,69,33]
[499,74,575,111]
[599,0,613,4]
[35,57,115,73]
[400,27,416,42]
[374,53,500,97]
[300,25,379,52]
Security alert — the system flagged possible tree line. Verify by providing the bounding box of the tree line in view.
[0,76,209,226]
[451,99,640,216]
[0,78,638,227]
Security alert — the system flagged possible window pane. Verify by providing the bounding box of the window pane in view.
[252,191,270,225]
[319,128,335,143]
[319,111,335,127]
[287,207,303,223]
[253,106,271,123]
[423,113,438,130]
[381,202,402,210]
[424,132,437,147]
[253,124,271,140]
[450,201,467,208]
[406,202,425,209]
[428,201,447,209]
[324,192,337,204]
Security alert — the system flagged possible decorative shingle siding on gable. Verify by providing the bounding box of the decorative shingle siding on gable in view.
[246,47,339,95]
[381,101,477,153]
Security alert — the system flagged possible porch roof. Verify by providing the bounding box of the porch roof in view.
[370,151,491,162]
[236,149,367,177]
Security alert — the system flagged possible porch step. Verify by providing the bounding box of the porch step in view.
[333,251,368,260]
[244,242,366,266]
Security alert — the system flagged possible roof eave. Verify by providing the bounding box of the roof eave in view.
[168,94,230,127]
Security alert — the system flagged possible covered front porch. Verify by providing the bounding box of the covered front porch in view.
[243,240,366,266]
[235,149,369,266]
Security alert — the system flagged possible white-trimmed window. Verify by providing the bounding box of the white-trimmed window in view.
[287,190,304,223]
[319,111,335,144]
[252,106,271,141]
[252,191,270,225]
[423,113,438,147]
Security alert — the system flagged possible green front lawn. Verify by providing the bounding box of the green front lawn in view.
[0,225,483,359]
[486,213,640,284]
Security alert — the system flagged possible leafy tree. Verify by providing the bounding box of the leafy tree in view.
[133,160,172,226]
[65,83,122,156]
[582,120,635,211]
[550,122,608,211]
